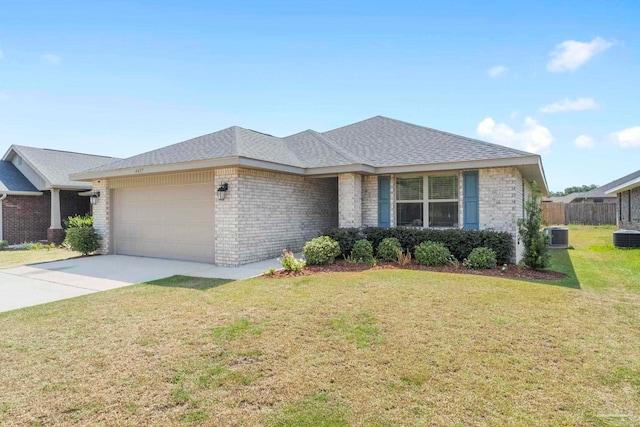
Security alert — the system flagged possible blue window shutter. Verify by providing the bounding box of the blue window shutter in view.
[378,176,391,227]
[463,171,479,230]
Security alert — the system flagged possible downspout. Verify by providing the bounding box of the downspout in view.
[0,193,6,242]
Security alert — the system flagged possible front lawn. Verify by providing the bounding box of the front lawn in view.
[0,246,81,269]
[0,226,638,426]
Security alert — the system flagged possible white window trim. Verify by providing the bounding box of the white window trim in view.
[395,173,460,228]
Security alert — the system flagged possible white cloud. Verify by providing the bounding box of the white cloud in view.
[488,65,508,77]
[611,126,640,148]
[547,37,613,72]
[41,53,61,65]
[540,97,598,113]
[477,117,553,153]
[0,49,3,60]
[510,110,520,119]
[574,135,595,149]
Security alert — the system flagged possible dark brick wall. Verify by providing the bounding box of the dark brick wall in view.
[1,190,91,244]
[2,194,50,244]
[60,190,90,226]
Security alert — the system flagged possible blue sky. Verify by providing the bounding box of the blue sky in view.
[1,0,639,191]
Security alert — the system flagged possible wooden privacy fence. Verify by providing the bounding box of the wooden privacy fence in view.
[542,202,617,225]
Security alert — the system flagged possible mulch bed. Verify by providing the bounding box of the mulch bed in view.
[266,259,566,281]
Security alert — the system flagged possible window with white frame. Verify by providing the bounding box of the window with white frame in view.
[396,175,459,227]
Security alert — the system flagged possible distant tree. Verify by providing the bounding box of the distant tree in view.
[549,184,598,197]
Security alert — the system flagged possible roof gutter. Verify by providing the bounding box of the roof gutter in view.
[0,190,44,196]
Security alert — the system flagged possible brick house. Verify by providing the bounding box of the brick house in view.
[0,146,118,244]
[71,116,549,266]
[605,169,640,231]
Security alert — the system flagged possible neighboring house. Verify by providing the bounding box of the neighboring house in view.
[0,146,118,244]
[604,169,640,231]
[71,116,549,266]
[543,190,616,204]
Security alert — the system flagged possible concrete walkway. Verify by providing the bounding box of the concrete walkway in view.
[0,255,281,313]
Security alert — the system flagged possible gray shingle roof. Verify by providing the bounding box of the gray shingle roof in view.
[284,130,360,168]
[82,126,306,173]
[583,169,640,197]
[7,146,119,188]
[78,116,537,176]
[0,161,39,193]
[322,116,533,167]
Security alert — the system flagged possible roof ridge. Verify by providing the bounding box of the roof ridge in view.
[11,144,115,159]
[305,129,365,164]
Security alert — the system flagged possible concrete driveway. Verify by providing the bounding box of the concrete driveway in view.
[0,255,281,313]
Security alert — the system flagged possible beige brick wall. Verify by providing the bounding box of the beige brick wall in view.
[361,175,378,227]
[479,167,522,262]
[233,168,338,266]
[338,173,362,228]
[214,168,240,266]
[91,179,111,254]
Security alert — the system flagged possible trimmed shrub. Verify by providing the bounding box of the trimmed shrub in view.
[361,227,513,265]
[351,239,374,263]
[0,240,8,250]
[64,214,93,229]
[303,236,341,265]
[64,227,100,255]
[377,237,402,262]
[326,227,360,256]
[465,247,497,269]
[415,241,454,266]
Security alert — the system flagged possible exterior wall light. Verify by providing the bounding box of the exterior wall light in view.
[90,191,101,205]
[217,183,229,200]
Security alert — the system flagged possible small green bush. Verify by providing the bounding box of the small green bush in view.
[0,240,8,250]
[64,227,100,255]
[278,249,305,273]
[326,227,360,256]
[465,247,497,269]
[351,239,374,263]
[377,237,402,262]
[414,241,454,266]
[303,236,341,265]
[64,214,93,229]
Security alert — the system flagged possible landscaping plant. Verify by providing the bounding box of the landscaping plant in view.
[350,239,374,264]
[517,183,550,270]
[414,241,455,266]
[278,250,305,273]
[465,247,497,269]
[302,236,341,265]
[64,227,100,255]
[377,237,402,262]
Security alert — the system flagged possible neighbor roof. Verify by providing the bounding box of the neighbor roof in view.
[603,169,640,194]
[2,145,119,190]
[72,116,548,193]
[0,161,40,194]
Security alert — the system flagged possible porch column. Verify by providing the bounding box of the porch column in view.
[338,173,362,228]
[47,188,65,244]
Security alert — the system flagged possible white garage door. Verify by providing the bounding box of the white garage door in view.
[112,183,216,263]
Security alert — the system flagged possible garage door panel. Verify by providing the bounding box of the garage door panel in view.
[113,183,216,263]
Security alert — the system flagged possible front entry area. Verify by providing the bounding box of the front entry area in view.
[111,183,216,263]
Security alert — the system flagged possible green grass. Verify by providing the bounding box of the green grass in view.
[0,226,638,426]
[0,247,81,269]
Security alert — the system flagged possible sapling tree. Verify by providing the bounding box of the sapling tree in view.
[517,182,550,270]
